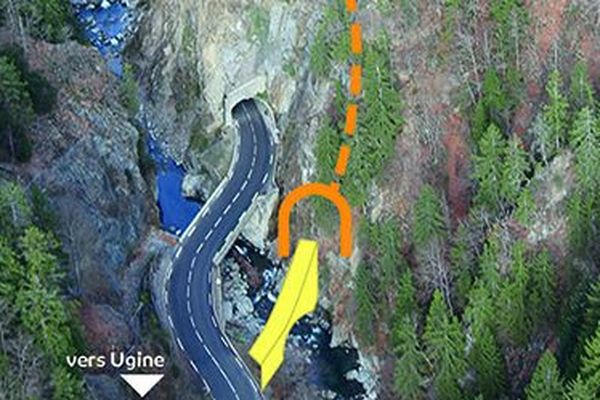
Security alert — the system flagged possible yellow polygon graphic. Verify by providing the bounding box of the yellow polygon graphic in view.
[249,239,319,390]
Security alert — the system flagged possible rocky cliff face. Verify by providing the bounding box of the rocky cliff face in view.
[0,34,191,398]
[21,38,155,304]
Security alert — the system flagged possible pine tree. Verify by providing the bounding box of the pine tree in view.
[479,236,501,296]
[530,113,553,165]
[412,184,447,250]
[345,36,403,206]
[423,290,467,400]
[482,68,508,125]
[355,263,376,344]
[528,250,556,327]
[501,135,529,204]
[580,323,600,396]
[471,324,506,399]
[583,280,600,341]
[450,223,475,308]
[542,70,569,154]
[514,187,536,226]
[392,270,417,348]
[393,315,425,399]
[497,241,529,344]
[570,61,595,111]
[569,107,600,195]
[473,124,507,211]
[465,282,506,399]
[525,350,564,400]
[565,375,595,400]
[0,56,34,130]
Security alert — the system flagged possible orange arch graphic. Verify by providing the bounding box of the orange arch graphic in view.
[278,182,352,258]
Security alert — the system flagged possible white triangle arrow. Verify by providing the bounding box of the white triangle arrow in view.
[121,374,164,398]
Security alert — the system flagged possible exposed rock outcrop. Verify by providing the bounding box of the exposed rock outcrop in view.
[20,39,155,305]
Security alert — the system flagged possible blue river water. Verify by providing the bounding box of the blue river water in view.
[72,2,365,397]
[146,136,200,235]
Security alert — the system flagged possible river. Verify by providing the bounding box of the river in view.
[71,1,365,398]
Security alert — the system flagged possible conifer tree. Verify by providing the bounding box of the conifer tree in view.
[346,36,403,205]
[423,290,467,400]
[565,375,595,400]
[412,184,447,250]
[482,69,508,125]
[501,135,529,204]
[465,281,506,399]
[525,351,564,400]
[583,280,600,342]
[450,223,475,308]
[393,315,425,400]
[497,241,529,344]
[479,236,501,296]
[570,107,600,194]
[542,70,569,154]
[392,271,417,347]
[528,250,556,327]
[530,114,553,165]
[580,323,600,396]
[473,124,507,211]
[355,263,376,344]
[0,56,34,130]
[570,61,595,111]
[514,187,536,226]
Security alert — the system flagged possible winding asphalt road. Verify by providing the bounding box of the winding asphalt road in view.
[167,100,273,399]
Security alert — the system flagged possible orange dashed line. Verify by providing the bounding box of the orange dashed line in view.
[350,23,362,54]
[349,65,362,96]
[344,104,358,136]
[346,0,357,13]
[334,145,351,176]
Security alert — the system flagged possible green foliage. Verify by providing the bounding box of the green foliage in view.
[412,185,447,250]
[247,5,270,44]
[465,281,506,399]
[423,290,467,400]
[0,56,34,130]
[355,263,376,345]
[392,271,417,347]
[343,37,403,206]
[315,118,341,184]
[472,324,506,399]
[496,241,530,344]
[527,250,556,327]
[514,187,536,226]
[570,61,595,111]
[450,223,475,308]
[21,0,77,43]
[542,70,569,156]
[525,351,564,400]
[0,182,83,399]
[482,69,509,123]
[119,64,140,117]
[472,124,506,211]
[309,0,348,77]
[393,315,425,399]
[501,135,529,204]
[570,107,600,194]
[362,217,402,296]
[51,366,84,400]
[565,375,595,400]
[0,48,57,162]
[580,323,600,396]
[567,192,595,254]
[489,0,528,65]
[0,182,32,238]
